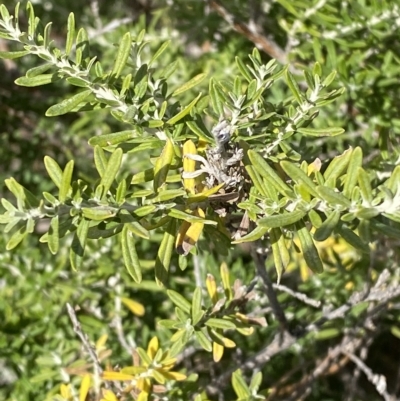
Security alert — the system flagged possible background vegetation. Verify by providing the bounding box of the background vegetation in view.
[1,1,400,401]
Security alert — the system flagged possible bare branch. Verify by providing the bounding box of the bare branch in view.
[66,303,108,388]
[344,351,392,401]
[251,247,289,332]
[207,0,288,63]
[273,283,322,308]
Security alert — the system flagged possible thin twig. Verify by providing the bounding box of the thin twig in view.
[66,303,108,388]
[344,351,392,401]
[273,283,321,308]
[207,0,288,63]
[251,247,289,331]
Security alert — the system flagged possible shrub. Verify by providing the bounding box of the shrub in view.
[1,1,400,400]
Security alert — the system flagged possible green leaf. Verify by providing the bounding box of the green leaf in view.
[258,210,307,228]
[166,93,202,125]
[296,222,323,273]
[48,216,59,255]
[280,161,318,197]
[0,50,30,59]
[172,73,206,96]
[167,208,216,225]
[357,167,373,204]
[195,329,212,352]
[6,224,29,250]
[186,120,212,142]
[336,225,369,253]
[99,148,123,198]
[149,40,170,66]
[111,32,131,79]
[44,156,63,188]
[232,225,269,244]
[81,206,117,221]
[209,81,224,115]
[65,12,75,56]
[324,148,352,183]
[167,289,192,314]
[232,370,251,399]
[26,63,52,78]
[205,318,236,330]
[155,219,176,287]
[94,146,107,178]
[343,147,363,198]
[15,74,59,87]
[191,287,203,325]
[46,89,92,116]
[121,225,142,283]
[314,210,340,241]
[235,56,252,82]
[248,150,291,195]
[285,68,303,104]
[75,27,90,65]
[296,127,344,137]
[316,186,351,207]
[70,218,90,270]
[270,227,290,283]
[59,160,74,203]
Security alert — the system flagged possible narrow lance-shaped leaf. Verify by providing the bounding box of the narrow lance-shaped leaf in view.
[48,215,59,255]
[153,138,174,192]
[297,127,344,137]
[182,140,197,194]
[99,148,123,198]
[258,209,307,228]
[285,68,303,104]
[89,130,136,147]
[209,80,224,115]
[220,262,232,300]
[155,218,176,287]
[296,221,323,274]
[176,207,206,255]
[205,318,236,330]
[0,50,30,59]
[172,73,206,96]
[232,225,269,244]
[324,148,352,183]
[70,218,90,270]
[149,40,170,66]
[6,224,29,250]
[270,227,290,283]
[191,287,203,325]
[357,167,373,205]
[195,329,212,352]
[248,150,291,195]
[44,156,63,189]
[167,93,202,125]
[79,374,91,401]
[314,210,340,242]
[59,160,74,203]
[167,289,192,315]
[111,32,131,79]
[46,89,92,117]
[94,146,107,178]
[232,370,251,399]
[65,12,75,56]
[343,147,363,199]
[15,74,59,87]
[121,225,142,283]
[281,160,319,197]
[336,225,369,253]
[317,186,351,207]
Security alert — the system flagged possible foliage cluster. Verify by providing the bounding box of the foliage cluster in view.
[1,1,400,401]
